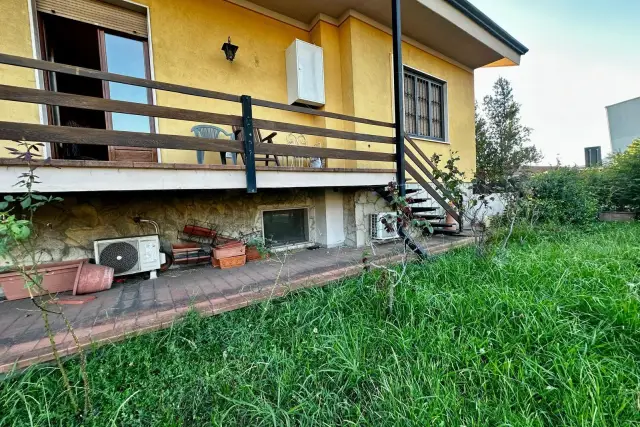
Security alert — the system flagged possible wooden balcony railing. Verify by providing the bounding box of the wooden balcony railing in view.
[0,53,395,193]
[0,52,464,232]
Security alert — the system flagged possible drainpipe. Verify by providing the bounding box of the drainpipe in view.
[392,0,406,197]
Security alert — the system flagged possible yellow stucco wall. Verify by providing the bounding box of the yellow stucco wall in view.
[0,0,40,157]
[346,18,475,176]
[0,1,475,176]
[137,0,317,164]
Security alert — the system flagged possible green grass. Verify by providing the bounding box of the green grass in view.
[2,223,640,426]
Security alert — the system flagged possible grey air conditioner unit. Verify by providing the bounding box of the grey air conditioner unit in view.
[95,235,161,279]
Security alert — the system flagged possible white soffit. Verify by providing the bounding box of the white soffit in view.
[224,0,526,69]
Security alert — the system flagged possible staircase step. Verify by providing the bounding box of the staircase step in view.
[429,222,456,228]
[411,207,438,213]
[405,188,421,194]
[433,229,462,236]
[407,198,430,204]
[414,214,445,220]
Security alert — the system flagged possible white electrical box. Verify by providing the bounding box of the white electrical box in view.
[286,39,325,106]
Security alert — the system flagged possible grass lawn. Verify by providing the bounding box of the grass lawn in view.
[1,223,639,426]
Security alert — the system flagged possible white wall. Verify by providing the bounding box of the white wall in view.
[607,97,640,153]
[314,189,345,248]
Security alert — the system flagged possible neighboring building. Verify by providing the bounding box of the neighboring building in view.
[0,0,527,261]
[606,96,640,153]
[584,146,602,167]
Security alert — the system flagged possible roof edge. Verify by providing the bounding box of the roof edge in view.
[444,0,529,55]
[605,96,640,109]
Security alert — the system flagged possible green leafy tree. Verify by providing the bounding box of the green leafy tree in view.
[475,77,541,192]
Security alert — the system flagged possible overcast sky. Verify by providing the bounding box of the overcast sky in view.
[470,0,640,166]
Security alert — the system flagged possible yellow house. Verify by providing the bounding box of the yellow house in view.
[0,0,527,259]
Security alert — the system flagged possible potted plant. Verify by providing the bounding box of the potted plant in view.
[245,237,270,261]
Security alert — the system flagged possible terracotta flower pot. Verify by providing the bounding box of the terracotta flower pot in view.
[73,262,114,295]
[246,246,268,261]
[183,225,216,238]
[0,259,87,301]
[213,242,245,259]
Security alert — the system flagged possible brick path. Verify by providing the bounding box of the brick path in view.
[0,235,473,373]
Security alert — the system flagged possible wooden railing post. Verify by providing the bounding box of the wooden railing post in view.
[241,95,257,193]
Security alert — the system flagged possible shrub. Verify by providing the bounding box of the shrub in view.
[526,168,599,224]
[494,167,599,227]
[607,138,640,211]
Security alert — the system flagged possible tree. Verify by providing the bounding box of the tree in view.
[475,77,541,192]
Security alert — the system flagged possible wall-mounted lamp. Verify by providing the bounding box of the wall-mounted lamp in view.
[221,37,239,62]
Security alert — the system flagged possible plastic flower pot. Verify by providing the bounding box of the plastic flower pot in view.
[213,242,245,259]
[0,259,87,301]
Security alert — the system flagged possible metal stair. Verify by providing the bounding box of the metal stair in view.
[408,195,456,234]
[403,135,464,235]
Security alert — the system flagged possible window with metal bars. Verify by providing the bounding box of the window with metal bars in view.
[403,68,446,141]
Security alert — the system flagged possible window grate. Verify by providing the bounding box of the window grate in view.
[403,68,446,141]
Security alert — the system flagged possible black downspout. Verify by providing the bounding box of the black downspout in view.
[390,1,428,257]
[392,0,406,197]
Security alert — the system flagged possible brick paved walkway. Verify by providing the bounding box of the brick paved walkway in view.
[0,235,473,373]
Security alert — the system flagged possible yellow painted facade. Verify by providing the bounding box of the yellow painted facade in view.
[0,0,41,157]
[0,0,475,175]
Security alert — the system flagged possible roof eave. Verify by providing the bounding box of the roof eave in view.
[443,0,529,55]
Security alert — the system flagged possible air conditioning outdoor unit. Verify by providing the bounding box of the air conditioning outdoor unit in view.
[95,235,162,279]
[370,213,399,241]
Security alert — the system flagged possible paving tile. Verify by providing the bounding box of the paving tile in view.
[0,236,474,372]
[4,339,39,357]
[135,312,158,328]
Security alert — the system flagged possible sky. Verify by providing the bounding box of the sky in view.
[470,0,640,166]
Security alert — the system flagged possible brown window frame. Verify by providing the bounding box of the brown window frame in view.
[98,28,157,162]
[37,11,157,161]
[403,68,446,142]
[97,28,155,134]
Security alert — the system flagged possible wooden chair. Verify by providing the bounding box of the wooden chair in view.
[232,126,281,166]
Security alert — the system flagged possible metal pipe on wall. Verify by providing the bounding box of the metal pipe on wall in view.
[391,0,406,197]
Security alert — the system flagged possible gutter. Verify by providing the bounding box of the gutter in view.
[444,0,529,55]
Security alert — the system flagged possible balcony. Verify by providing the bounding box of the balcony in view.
[0,53,396,193]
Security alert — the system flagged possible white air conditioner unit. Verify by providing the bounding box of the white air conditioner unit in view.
[370,213,399,240]
[95,235,161,279]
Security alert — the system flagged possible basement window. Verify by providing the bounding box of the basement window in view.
[263,209,309,247]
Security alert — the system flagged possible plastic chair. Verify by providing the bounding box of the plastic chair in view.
[191,125,237,165]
